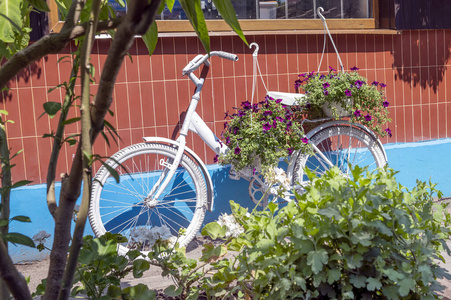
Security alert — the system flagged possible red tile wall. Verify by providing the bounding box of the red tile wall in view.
[2,30,451,184]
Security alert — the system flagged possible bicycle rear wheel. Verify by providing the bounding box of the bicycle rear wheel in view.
[293,124,386,185]
[89,142,207,256]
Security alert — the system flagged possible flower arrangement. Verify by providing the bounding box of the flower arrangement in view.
[216,96,311,173]
[295,66,392,137]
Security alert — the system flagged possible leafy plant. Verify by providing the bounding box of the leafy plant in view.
[295,66,392,137]
[219,96,311,173]
[69,233,154,299]
[158,166,451,299]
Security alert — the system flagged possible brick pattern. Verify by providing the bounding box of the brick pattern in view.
[2,30,450,184]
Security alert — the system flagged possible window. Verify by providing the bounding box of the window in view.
[48,0,380,33]
[157,0,373,20]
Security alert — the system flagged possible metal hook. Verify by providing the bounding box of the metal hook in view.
[250,42,259,57]
[317,7,326,22]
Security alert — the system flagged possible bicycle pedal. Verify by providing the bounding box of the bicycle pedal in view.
[229,169,240,180]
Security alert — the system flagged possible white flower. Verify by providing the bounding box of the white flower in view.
[129,226,174,249]
[217,213,244,238]
[32,231,51,244]
[264,167,291,194]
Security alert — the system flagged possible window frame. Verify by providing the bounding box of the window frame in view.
[48,0,380,33]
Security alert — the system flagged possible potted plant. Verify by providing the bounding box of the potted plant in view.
[216,96,311,173]
[294,66,392,137]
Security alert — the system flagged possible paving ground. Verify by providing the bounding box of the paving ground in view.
[14,200,451,299]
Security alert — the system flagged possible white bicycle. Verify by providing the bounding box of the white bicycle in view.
[88,51,387,255]
[88,10,387,256]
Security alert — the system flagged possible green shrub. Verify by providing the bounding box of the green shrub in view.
[199,166,451,299]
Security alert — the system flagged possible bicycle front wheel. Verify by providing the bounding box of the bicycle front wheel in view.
[293,124,387,185]
[89,143,207,256]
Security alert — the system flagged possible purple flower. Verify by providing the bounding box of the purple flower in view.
[301,137,309,144]
[372,81,379,86]
[225,136,231,145]
[354,110,361,117]
[329,66,336,72]
[213,155,219,163]
[323,82,330,89]
[242,101,252,110]
[319,74,325,80]
[233,127,239,135]
[253,168,256,175]
[273,120,277,128]
[305,103,311,109]
[234,147,241,155]
[286,121,292,129]
[224,122,228,129]
[323,90,329,96]
[238,110,246,117]
[224,111,229,119]
[351,66,359,71]
[385,128,392,137]
[263,123,272,131]
[263,110,273,116]
[252,104,259,112]
[275,98,283,104]
[383,100,390,108]
[299,73,307,78]
[287,148,293,155]
[364,114,372,121]
[294,79,301,89]
[355,80,364,89]
[308,71,315,78]
[329,74,335,79]
[276,116,285,123]
[345,89,352,97]
[379,83,387,88]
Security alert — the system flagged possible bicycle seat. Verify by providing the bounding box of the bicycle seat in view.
[266,91,306,106]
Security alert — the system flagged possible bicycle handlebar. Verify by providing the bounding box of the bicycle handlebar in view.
[182,51,238,75]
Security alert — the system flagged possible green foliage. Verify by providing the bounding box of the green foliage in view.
[156,166,451,299]
[297,67,392,137]
[71,233,154,299]
[0,0,50,60]
[220,97,311,173]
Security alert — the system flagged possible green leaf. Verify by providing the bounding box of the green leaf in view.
[201,243,227,262]
[211,0,247,45]
[164,285,183,297]
[142,21,158,56]
[11,180,32,189]
[62,117,81,125]
[2,232,35,247]
[43,102,62,119]
[99,161,120,183]
[132,259,150,278]
[122,284,156,300]
[350,275,367,288]
[165,0,175,12]
[201,222,226,239]
[11,215,31,222]
[0,1,23,43]
[398,278,415,297]
[26,0,50,11]
[366,277,382,291]
[179,0,210,53]
[307,249,328,274]
[318,207,342,220]
[0,219,8,227]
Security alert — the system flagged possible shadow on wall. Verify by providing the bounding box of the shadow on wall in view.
[0,60,45,102]
[392,31,450,93]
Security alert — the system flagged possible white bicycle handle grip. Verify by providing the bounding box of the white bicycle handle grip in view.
[215,51,239,61]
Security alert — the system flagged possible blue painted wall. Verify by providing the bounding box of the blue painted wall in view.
[8,138,451,263]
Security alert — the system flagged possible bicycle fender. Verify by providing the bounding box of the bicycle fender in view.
[305,121,388,163]
[142,136,214,212]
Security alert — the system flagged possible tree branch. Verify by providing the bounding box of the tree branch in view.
[0,18,122,91]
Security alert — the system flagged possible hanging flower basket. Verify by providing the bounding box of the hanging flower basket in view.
[294,66,392,137]
[217,96,311,173]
